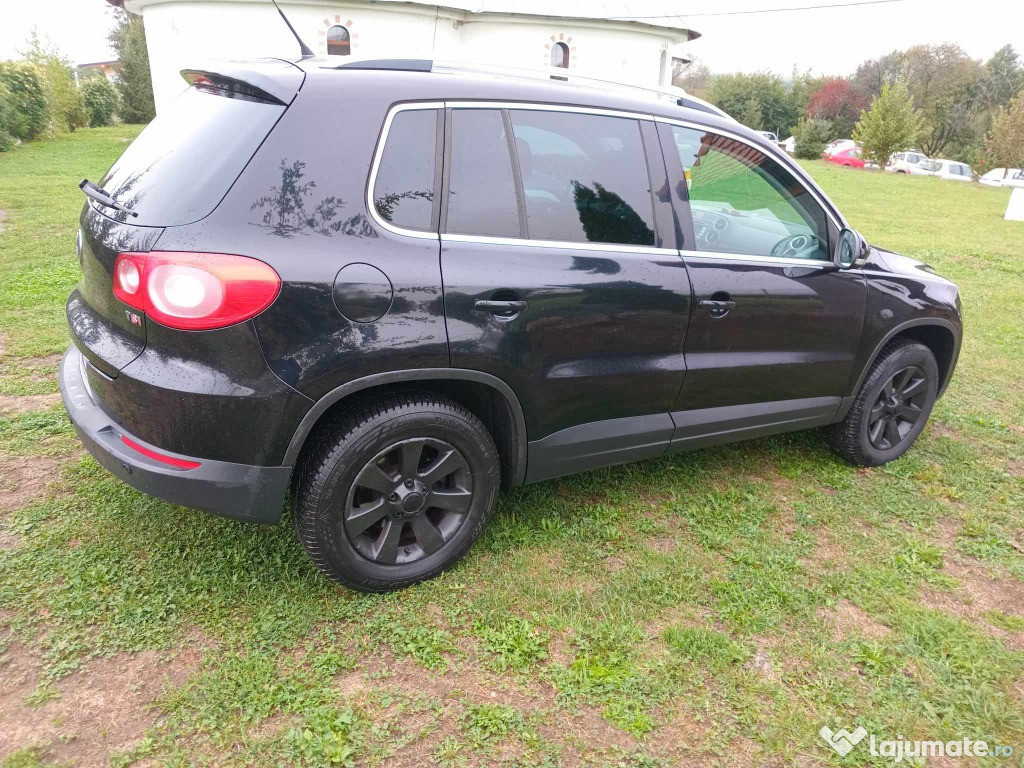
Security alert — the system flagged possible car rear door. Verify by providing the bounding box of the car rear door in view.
[658,121,867,448]
[438,104,692,482]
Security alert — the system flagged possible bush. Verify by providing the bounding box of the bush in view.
[0,60,49,141]
[81,77,119,127]
[794,117,831,159]
[0,80,16,151]
[38,56,88,132]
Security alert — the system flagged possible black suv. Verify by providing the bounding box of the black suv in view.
[60,59,962,591]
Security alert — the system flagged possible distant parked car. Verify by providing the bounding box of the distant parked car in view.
[887,151,930,175]
[826,146,866,168]
[823,139,856,158]
[920,159,974,182]
[757,130,778,142]
[979,168,1024,187]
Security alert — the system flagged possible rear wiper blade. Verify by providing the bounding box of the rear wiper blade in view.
[79,179,138,218]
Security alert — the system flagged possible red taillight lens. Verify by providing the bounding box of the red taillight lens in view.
[112,252,281,330]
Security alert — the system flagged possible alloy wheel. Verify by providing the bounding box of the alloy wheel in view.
[344,437,473,565]
[867,365,928,451]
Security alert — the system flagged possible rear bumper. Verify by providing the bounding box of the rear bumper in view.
[60,345,291,523]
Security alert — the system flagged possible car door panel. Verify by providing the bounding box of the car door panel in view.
[660,122,868,422]
[440,105,692,457]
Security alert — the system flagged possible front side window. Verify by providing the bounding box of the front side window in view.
[373,109,438,232]
[446,109,522,238]
[509,110,656,246]
[327,25,351,56]
[670,125,829,260]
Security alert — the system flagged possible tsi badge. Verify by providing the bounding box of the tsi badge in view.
[124,309,142,326]
[820,726,868,756]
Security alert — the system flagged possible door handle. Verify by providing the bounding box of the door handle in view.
[474,299,527,316]
[699,298,736,318]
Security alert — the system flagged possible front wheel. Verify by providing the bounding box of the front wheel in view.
[294,393,499,592]
[822,339,939,467]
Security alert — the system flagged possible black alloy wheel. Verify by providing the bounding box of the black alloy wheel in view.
[865,365,928,451]
[345,437,473,565]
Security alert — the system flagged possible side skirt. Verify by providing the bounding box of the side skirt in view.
[524,397,842,483]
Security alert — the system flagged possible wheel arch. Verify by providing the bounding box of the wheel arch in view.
[840,319,960,420]
[283,369,528,489]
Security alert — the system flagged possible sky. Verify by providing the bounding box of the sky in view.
[0,0,1021,75]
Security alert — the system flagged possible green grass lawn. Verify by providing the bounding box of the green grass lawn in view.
[1,129,1023,767]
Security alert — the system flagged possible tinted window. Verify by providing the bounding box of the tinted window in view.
[373,109,437,232]
[671,125,829,260]
[98,87,284,227]
[509,110,656,246]
[446,109,521,238]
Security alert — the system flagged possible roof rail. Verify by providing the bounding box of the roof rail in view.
[431,59,734,121]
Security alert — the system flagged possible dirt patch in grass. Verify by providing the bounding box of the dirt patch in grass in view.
[0,643,201,766]
[819,599,892,641]
[921,561,1024,649]
[0,393,61,418]
[0,455,59,520]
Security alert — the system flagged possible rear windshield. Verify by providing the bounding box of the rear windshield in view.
[97,87,285,227]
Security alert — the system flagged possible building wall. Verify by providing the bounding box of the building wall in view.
[134,1,679,112]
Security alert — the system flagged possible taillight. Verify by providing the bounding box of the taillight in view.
[112,252,281,330]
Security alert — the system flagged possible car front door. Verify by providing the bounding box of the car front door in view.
[438,104,692,481]
[659,122,867,446]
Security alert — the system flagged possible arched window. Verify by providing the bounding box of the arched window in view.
[327,25,351,56]
[550,42,569,69]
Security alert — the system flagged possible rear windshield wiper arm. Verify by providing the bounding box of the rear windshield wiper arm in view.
[79,179,138,218]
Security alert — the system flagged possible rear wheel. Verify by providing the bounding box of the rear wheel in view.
[295,393,499,592]
[822,339,938,466]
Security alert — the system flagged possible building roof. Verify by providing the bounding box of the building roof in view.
[109,0,698,40]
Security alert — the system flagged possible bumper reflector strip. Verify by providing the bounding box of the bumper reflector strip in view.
[120,435,201,470]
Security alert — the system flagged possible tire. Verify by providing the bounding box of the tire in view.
[294,392,499,592]
[822,339,939,467]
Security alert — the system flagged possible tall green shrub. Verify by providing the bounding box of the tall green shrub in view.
[0,80,15,151]
[794,117,831,159]
[23,32,87,133]
[0,60,49,141]
[81,77,120,127]
[853,81,924,169]
[109,9,155,123]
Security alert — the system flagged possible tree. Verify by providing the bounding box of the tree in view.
[980,44,1023,111]
[852,50,907,100]
[81,77,120,127]
[673,61,710,98]
[793,117,830,159]
[981,94,1024,174]
[707,72,798,134]
[22,30,87,133]
[853,80,923,169]
[109,8,155,123]
[805,78,869,139]
[904,44,985,157]
[0,60,49,141]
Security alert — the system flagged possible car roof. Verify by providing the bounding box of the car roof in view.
[290,57,771,147]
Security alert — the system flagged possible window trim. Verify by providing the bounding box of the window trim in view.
[365,101,444,240]
[367,100,847,261]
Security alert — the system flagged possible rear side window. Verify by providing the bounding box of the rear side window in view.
[98,87,284,227]
[373,109,439,232]
[508,110,656,246]
[446,109,522,238]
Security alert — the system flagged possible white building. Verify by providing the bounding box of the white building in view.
[108,0,700,113]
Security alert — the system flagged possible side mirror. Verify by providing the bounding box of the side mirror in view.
[835,227,867,268]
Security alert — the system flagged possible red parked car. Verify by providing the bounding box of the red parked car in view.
[826,146,866,168]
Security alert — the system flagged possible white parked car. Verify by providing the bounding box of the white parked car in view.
[757,130,778,143]
[823,139,856,158]
[979,168,1024,187]
[886,150,931,175]
[919,159,974,182]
